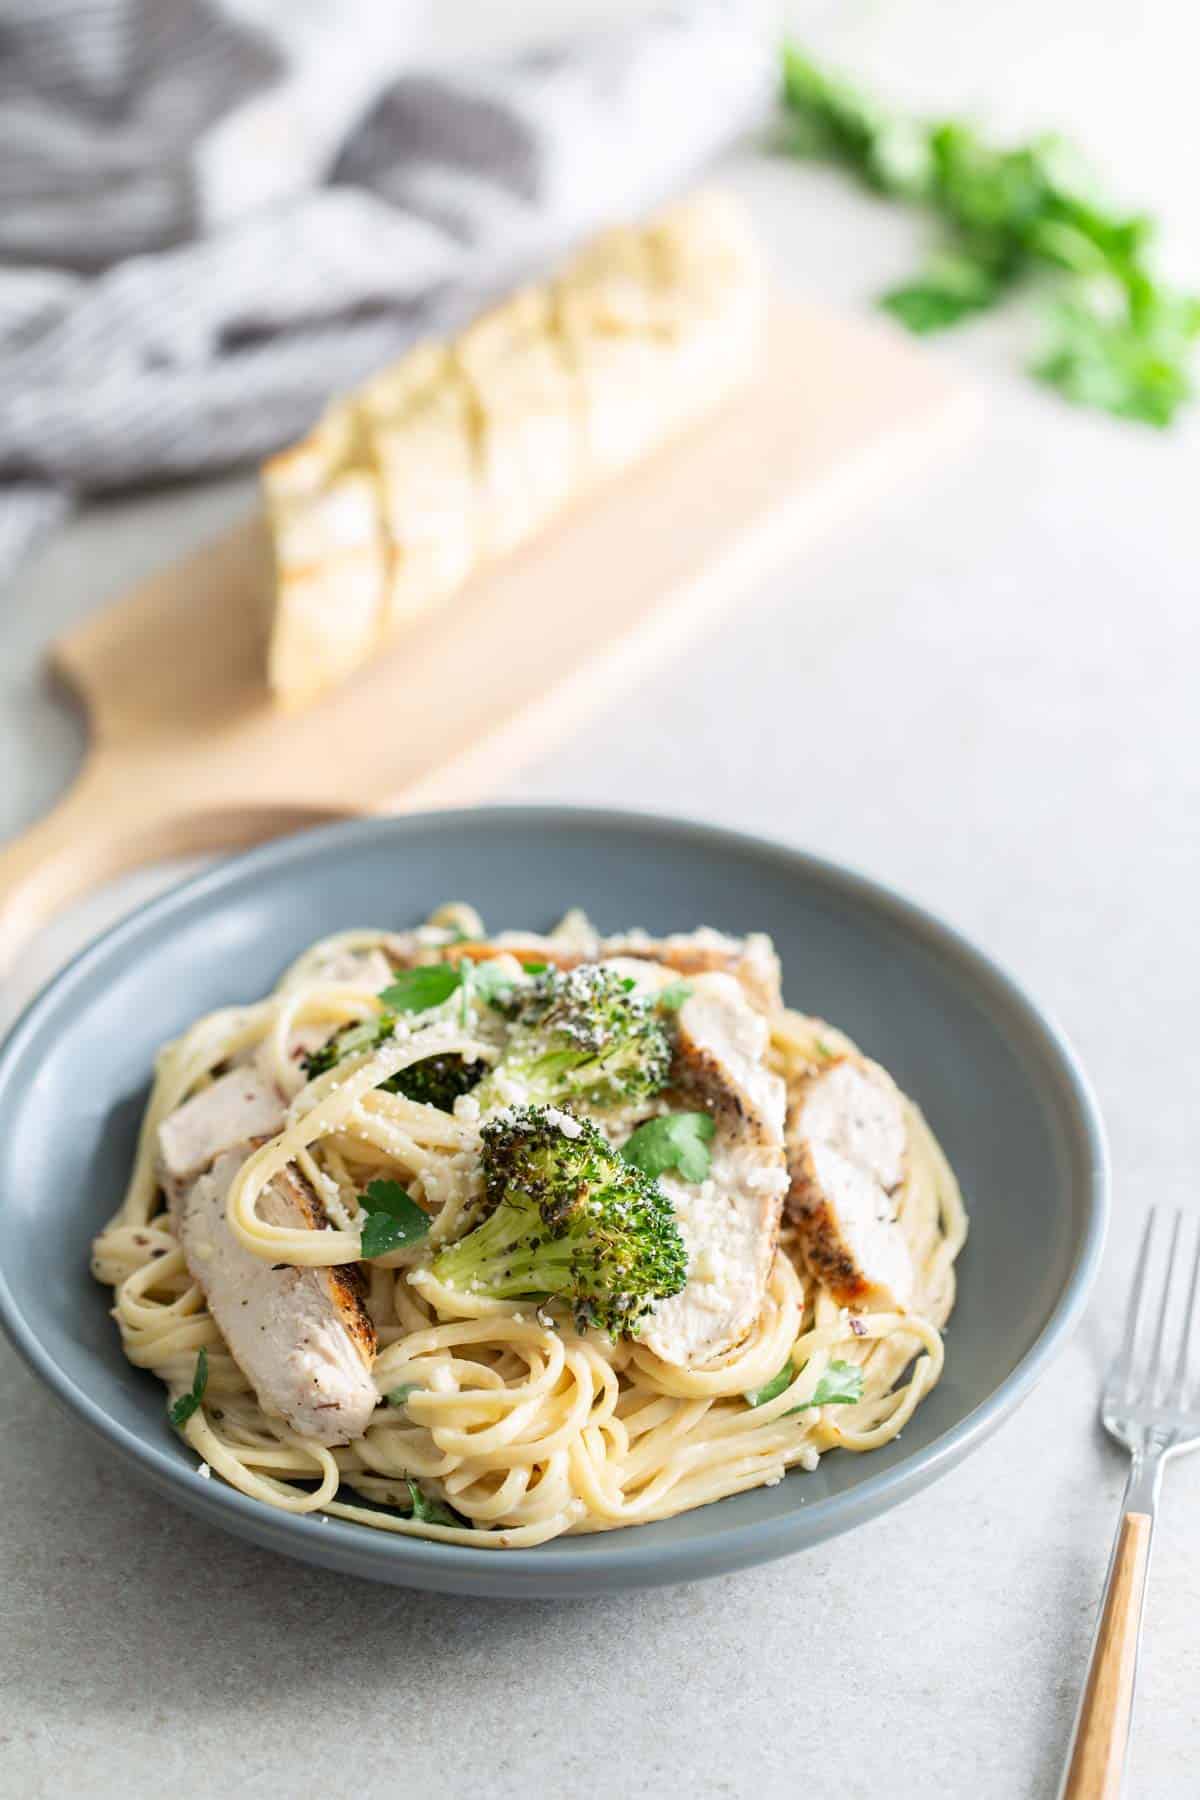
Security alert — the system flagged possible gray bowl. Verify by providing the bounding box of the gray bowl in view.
[0,808,1107,1597]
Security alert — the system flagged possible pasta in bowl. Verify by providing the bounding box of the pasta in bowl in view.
[92,902,967,1548]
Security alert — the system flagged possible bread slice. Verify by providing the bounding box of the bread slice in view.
[454,286,579,557]
[261,402,387,709]
[358,343,478,634]
[640,188,766,433]
[263,188,764,708]
[555,190,764,481]
[554,224,674,480]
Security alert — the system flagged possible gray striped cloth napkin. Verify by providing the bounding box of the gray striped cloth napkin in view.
[0,0,769,587]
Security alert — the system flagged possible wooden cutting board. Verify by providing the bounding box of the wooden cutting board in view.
[0,299,974,966]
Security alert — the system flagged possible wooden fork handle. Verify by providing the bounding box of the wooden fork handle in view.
[1060,1510,1154,1799]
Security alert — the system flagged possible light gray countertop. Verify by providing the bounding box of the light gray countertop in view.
[3,5,1199,1797]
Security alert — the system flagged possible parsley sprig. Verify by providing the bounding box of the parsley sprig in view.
[403,1478,464,1528]
[744,1357,866,1411]
[357,1178,431,1259]
[379,958,519,1022]
[779,43,1200,425]
[169,1347,209,1428]
[377,964,463,1014]
[622,1112,715,1184]
[355,1476,466,1528]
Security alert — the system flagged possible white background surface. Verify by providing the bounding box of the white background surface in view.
[3,4,1200,1796]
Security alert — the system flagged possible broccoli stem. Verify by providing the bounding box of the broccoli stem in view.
[433,1199,584,1301]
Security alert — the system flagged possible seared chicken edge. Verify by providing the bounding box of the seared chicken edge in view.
[639,973,788,1367]
[156,1069,378,1446]
[786,1056,913,1312]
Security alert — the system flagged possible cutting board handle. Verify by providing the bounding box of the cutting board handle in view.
[0,758,359,976]
[0,301,972,983]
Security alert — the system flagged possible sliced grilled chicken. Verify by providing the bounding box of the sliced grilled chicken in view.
[175,1149,377,1445]
[605,929,781,1016]
[461,927,781,1014]
[790,1057,906,1194]
[639,973,787,1367]
[157,1069,286,1190]
[789,1141,913,1313]
[786,1056,913,1311]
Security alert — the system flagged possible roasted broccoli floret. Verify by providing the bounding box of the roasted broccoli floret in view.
[430,1104,687,1337]
[302,1016,482,1112]
[302,1015,393,1080]
[473,965,670,1112]
[389,1052,484,1110]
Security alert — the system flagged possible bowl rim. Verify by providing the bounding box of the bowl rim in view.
[0,804,1109,1593]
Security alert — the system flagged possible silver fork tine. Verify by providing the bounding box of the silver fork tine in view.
[1148,1210,1183,1404]
[1111,1208,1156,1403]
[1168,1216,1200,1410]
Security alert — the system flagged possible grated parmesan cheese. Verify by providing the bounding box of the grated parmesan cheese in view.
[544,1107,582,1139]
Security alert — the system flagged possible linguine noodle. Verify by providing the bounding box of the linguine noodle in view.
[92,913,968,1547]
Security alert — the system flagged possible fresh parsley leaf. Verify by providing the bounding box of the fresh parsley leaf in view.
[386,1384,421,1408]
[882,252,1004,332]
[807,1360,866,1408]
[1033,288,1200,426]
[745,1360,793,1408]
[169,1347,208,1428]
[780,43,929,198]
[622,1112,715,1184]
[357,1179,431,1259]
[522,960,548,973]
[779,41,1200,425]
[744,1356,866,1412]
[656,980,693,1012]
[405,1477,464,1528]
[377,964,462,1014]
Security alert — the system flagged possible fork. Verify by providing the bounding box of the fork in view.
[1058,1208,1200,1799]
